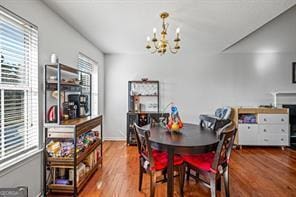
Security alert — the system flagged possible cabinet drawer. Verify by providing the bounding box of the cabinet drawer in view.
[258,134,289,146]
[258,125,289,135]
[238,124,258,145]
[258,114,288,124]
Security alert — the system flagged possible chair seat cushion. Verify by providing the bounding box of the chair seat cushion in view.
[182,152,215,172]
[151,150,183,171]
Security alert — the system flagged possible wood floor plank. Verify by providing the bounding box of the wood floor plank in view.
[54,141,296,197]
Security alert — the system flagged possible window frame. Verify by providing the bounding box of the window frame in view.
[0,5,40,172]
[78,52,99,115]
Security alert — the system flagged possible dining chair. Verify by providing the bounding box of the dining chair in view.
[188,116,231,184]
[181,125,236,197]
[134,123,185,197]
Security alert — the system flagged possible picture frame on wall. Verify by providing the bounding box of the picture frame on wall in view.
[293,62,296,83]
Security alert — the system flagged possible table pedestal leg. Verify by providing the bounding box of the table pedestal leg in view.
[167,147,174,197]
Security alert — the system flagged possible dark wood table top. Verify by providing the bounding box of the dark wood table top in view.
[145,123,219,154]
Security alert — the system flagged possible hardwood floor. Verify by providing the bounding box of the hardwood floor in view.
[77,141,296,197]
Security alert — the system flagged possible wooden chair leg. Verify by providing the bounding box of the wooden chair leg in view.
[186,166,190,181]
[139,164,143,191]
[209,174,217,197]
[162,169,167,182]
[216,177,221,191]
[178,165,185,197]
[223,167,230,197]
[150,172,157,197]
[195,170,199,183]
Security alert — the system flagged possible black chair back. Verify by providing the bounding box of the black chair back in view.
[211,125,237,173]
[200,114,231,132]
[134,123,155,168]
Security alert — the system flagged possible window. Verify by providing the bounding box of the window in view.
[78,53,98,115]
[0,6,38,169]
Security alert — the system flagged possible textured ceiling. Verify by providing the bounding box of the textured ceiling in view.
[42,0,296,54]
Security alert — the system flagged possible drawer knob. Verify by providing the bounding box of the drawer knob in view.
[281,129,285,132]
[264,118,267,121]
[248,126,250,129]
[281,118,284,122]
[281,138,284,141]
[264,129,267,132]
[264,139,269,142]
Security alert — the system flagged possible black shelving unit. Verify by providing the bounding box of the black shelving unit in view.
[43,63,103,196]
[126,112,169,145]
[126,80,168,145]
[44,63,92,124]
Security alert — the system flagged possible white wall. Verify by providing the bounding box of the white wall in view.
[104,4,296,140]
[104,52,296,139]
[0,0,104,196]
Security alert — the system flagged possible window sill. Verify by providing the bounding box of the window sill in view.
[0,149,43,176]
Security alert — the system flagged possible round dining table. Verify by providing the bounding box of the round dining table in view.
[145,123,219,197]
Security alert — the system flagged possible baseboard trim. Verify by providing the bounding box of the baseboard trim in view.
[103,137,126,141]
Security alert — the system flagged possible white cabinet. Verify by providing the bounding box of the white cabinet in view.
[257,134,289,146]
[238,124,258,145]
[236,110,289,147]
[258,114,289,124]
[258,125,289,135]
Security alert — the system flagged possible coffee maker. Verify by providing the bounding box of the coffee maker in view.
[68,94,89,118]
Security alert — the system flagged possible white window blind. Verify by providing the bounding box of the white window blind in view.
[78,53,98,115]
[0,6,38,167]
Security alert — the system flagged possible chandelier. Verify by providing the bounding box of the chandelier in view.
[146,12,181,55]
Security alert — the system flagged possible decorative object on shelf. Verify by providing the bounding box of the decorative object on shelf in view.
[50,53,59,64]
[146,12,181,55]
[134,96,140,112]
[62,78,80,85]
[48,105,62,123]
[49,75,57,81]
[51,91,65,101]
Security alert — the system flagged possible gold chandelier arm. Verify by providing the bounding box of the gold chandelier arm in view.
[153,41,160,49]
[165,23,169,33]
[168,42,178,54]
[151,48,157,54]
